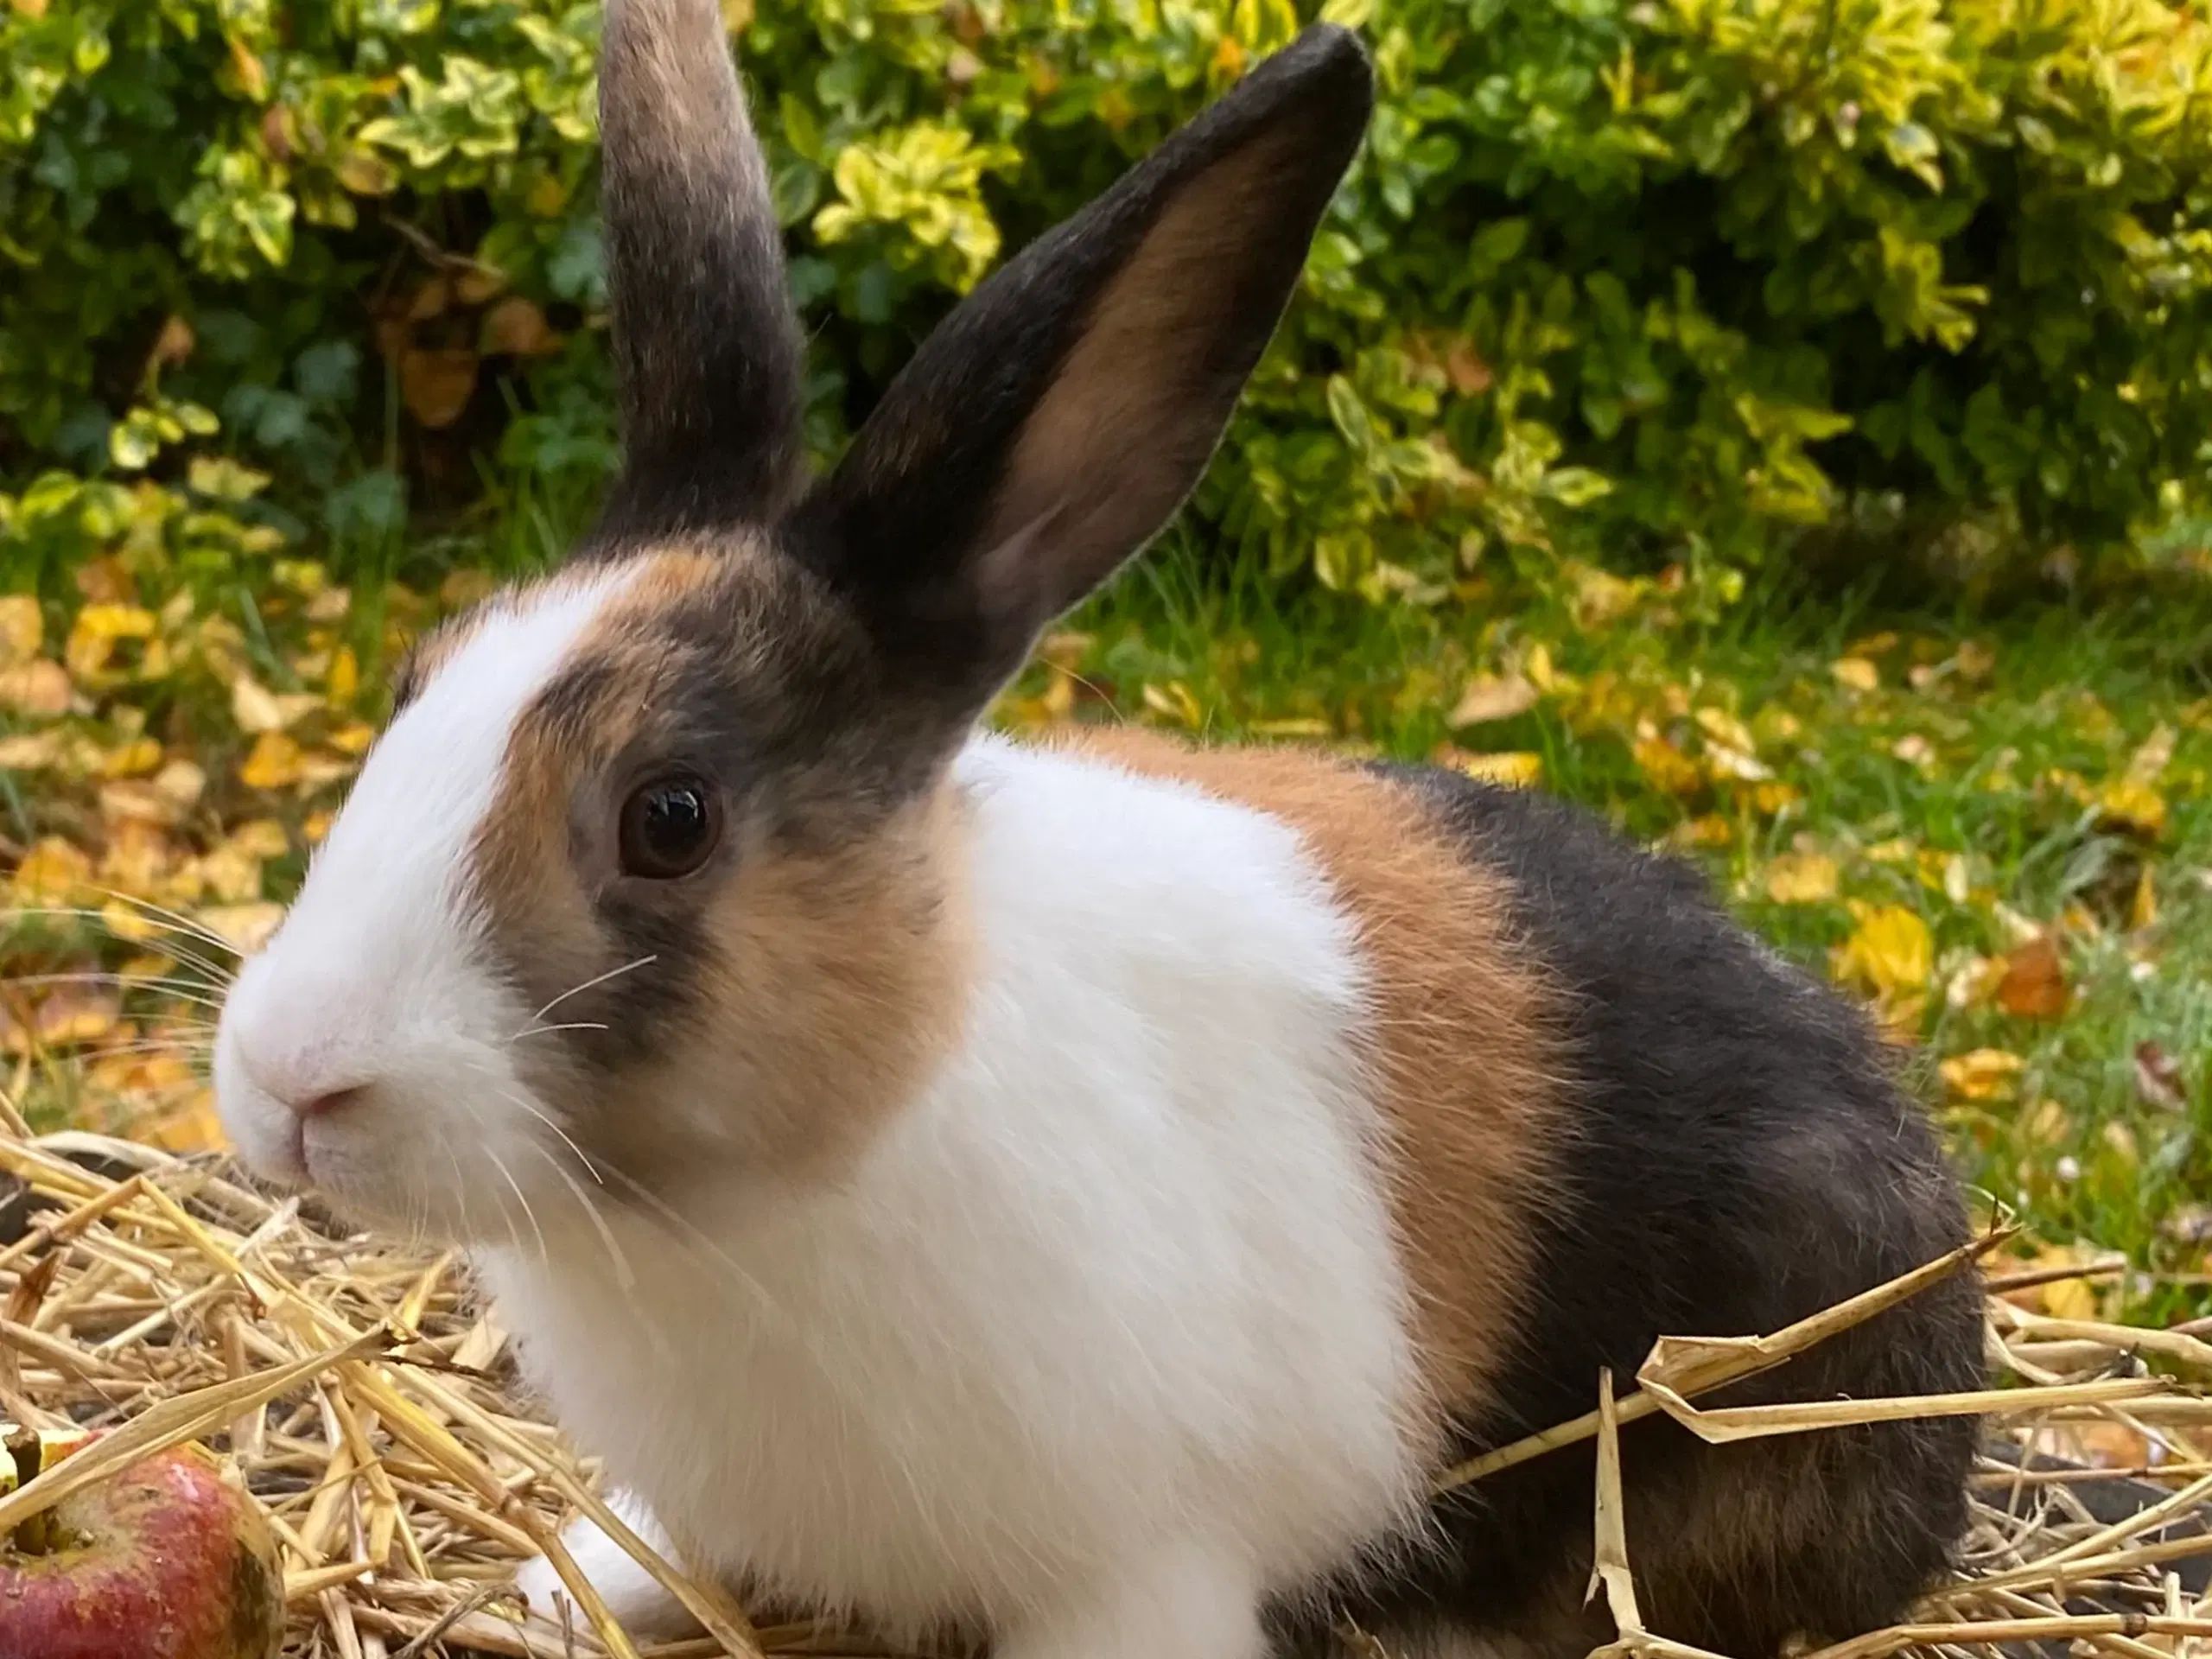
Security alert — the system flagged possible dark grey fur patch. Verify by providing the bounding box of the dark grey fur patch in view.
[587,0,807,537]
[1269,767,1985,1659]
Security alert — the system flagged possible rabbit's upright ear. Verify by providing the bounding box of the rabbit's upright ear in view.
[593,0,808,537]
[789,26,1372,721]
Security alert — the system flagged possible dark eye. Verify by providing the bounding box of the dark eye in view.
[618,774,721,880]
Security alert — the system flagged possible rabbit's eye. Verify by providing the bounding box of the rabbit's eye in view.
[618,774,721,880]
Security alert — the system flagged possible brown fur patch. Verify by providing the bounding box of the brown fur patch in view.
[1059,727,1565,1433]
[462,552,973,1195]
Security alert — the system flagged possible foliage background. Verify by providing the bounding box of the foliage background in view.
[9,0,2212,603]
[8,0,2212,1336]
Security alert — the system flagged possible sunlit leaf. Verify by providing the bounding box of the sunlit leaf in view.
[230,672,285,734]
[1633,734,1704,795]
[196,903,284,953]
[1996,935,2069,1020]
[238,731,304,790]
[1449,674,1538,728]
[2096,778,2167,839]
[1939,1047,2023,1102]
[2131,866,2157,931]
[63,605,156,679]
[144,1090,229,1154]
[0,733,62,770]
[1141,681,1203,728]
[1445,749,1544,788]
[0,660,73,716]
[1830,657,1879,692]
[10,838,92,905]
[1764,853,1839,904]
[33,986,121,1050]
[1830,903,1932,1003]
[99,819,178,897]
[0,596,41,664]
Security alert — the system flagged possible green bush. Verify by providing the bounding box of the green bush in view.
[4,0,2212,608]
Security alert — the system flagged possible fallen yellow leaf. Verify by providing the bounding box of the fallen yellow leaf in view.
[1939,1047,2024,1102]
[99,737,162,779]
[1944,952,2005,1009]
[1141,681,1203,729]
[1830,903,1933,1001]
[229,818,289,860]
[63,604,156,679]
[2126,723,2177,785]
[0,595,40,664]
[1751,780,1801,816]
[1764,852,1840,904]
[0,659,72,716]
[1448,750,1544,789]
[99,899,164,944]
[230,672,285,734]
[196,902,285,954]
[1830,657,1879,692]
[33,986,121,1049]
[238,731,303,791]
[2098,777,2167,839]
[1694,708,1757,754]
[195,841,265,905]
[0,733,61,770]
[99,819,178,896]
[1891,734,1936,771]
[144,1090,229,1154]
[1663,814,1733,850]
[10,837,92,905]
[1633,735,1704,795]
[1448,674,1539,728]
[153,759,206,814]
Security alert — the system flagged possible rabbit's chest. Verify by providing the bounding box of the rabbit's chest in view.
[494,1223,1223,1625]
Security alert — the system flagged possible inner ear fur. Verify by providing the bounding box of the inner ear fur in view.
[786,25,1374,722]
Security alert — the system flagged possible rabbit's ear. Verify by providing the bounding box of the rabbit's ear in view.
[594,0,807,536]
[789,26,1371,718]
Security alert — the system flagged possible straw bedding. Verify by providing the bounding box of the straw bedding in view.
[0,1108,2206,1659]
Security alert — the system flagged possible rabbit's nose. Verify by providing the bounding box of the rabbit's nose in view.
[286,1084,370,1121]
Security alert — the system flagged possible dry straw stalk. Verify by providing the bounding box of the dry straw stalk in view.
[0,1109,2208,1659]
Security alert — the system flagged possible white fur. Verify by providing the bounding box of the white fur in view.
[512,1491,697,1639]
[479,736,1427,1649]
[214,567,635,1240]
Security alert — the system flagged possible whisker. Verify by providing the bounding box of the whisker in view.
[529,1141,635,1294]
[94,889,246,962]
[524,955,658,1027]
[0,973,230,1014]
[507,1021,609,1043]
[0,906,240,983]
[51,1039,215,1062]
[495,1090,604,1184]
[489,1149,550,1268]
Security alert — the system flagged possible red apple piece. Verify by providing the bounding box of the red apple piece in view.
[0,1440,282,1659]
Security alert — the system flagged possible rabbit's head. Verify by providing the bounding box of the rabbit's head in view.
[213,0,1371,1242]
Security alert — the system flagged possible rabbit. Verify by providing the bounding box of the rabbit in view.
[211,6,1986,1657]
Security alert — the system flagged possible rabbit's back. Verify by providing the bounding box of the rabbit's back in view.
[1072,732,1980,1659]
